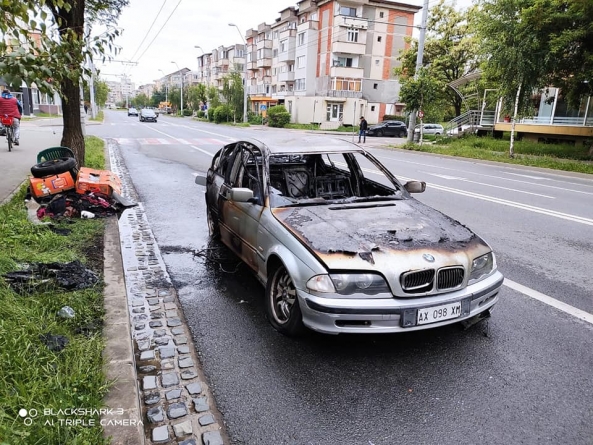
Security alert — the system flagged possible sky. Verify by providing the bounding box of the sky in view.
[97,0,474,87]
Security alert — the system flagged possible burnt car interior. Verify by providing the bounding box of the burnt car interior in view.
[237,148,401,206]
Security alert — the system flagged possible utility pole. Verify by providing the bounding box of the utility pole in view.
[407,0,430,143]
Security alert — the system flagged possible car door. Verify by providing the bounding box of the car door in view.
[220,143,265,271]
[384,122,397,136]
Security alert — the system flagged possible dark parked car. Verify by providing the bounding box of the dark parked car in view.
[139,108,157,122]
[195,136,503,336]
[366,120,408,138]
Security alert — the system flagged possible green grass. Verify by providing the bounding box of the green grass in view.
[0,137,109,444]
[89,111,104,123]
[83,136,106,170]
[397,135,593,175]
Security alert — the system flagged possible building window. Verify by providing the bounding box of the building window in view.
[371,106,375,111]
[334,57,354,67]
[280,40,287,52]
[296,78,306,90]
[273,49,278,58]
[347,28,359,43]
[379,12,384,18]
[297,55,305,68]
[274,31,279,39]
[331,77,361,92]
[373,83,378,89]
[340,6,356,17]
[272,68,277,75]
[375,59,380,65]
[378,36,382,42]
[287,101,293,114]
[298,32,305,46]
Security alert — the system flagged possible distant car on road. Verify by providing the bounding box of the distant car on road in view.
[139,108,157,122]
[194,136,503,336]
[366,120,408,138]
[128,107,138,116]
[415,123,444,135]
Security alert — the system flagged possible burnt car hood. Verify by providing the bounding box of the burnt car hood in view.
[272,199,487,269]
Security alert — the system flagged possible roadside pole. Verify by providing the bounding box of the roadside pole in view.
[407,0,429,143]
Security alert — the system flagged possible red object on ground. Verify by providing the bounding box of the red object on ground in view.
[76,167,122,197]
[30,172,76,198]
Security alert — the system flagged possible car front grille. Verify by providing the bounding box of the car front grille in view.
[400,266,465,294]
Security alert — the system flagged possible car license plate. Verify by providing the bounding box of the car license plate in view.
[417,301,462,325]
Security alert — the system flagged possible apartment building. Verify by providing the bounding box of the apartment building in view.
[196,0,420,124]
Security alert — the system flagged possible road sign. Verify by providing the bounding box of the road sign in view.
[418,110,424,119]
[260,104,267,111]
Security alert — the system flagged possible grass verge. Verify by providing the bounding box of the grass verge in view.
[89,111,104,123]
[397,135,593,175]
[0,137,109,445]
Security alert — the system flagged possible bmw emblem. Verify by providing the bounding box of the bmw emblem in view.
[423,253,435,263]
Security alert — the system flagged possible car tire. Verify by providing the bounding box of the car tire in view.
[206,205,220,239]
[265,264,306,336]
[376,130,384,137]
[31,157,78,178]
[398,131,404,138]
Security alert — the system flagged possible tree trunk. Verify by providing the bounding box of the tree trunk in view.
[509,84,522,159]
[60,75,85,167]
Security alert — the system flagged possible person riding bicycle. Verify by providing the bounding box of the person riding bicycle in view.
[0,89,23,146]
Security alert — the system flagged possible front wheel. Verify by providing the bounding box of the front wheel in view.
[376,130,383,137]
[265,265,305,336]
[206,205,220,239]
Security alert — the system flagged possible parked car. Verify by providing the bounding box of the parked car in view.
[139,108,157,122]
[414,123,444,135]
[366,120,408,138]
[194,136,503,336]
[128,107,138,116]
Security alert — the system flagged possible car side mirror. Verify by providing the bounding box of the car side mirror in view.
[404,181,426,193]
[228,187,254,202]
[195,175,207,186]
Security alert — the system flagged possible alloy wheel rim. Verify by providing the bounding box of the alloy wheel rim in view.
[272,270,296,324]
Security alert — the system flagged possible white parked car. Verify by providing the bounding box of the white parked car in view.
[415,124,444,135]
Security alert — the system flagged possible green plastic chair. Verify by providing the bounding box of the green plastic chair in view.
[36,146,75,163]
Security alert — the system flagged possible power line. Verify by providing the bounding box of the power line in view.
[128,0,168,62]
[134,0,184,63]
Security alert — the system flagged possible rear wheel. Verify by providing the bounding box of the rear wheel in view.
[265,264,305,336]
[6,127,13,152]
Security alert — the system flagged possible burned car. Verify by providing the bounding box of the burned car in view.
[195,136,503,336]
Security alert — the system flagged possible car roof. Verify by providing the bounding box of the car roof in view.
[231,136,365,155]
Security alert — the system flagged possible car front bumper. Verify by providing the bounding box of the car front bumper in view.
[298,271,503,334]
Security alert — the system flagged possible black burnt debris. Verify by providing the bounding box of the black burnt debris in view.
[3,260,99,294]
[39,333,69,352]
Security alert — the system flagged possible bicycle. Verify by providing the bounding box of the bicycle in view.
[1,114,15,152]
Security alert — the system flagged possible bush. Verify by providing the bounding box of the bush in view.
[183,109,193,116]
[196,110,205,119]
[382,114,407,122]
[267,105,291,128]
[248,111,263,125]
[213,105,232,124]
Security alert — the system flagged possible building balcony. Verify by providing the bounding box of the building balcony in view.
[332,41,366,55]
[298,20,319,32]
[257,58,272,68]
[337,16,368,30]
[278,71,295,82]
[330,66,364,78]
[215,58,229,67]
[247,61,258,71]
[262,75,272,83]
[279,28,297,40]
[322,90,363,99]
[256,39,272,51]
[278,48,296,62]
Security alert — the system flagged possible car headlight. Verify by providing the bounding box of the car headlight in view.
[469,252,495,284]
[330,273,390,295]
[306,275,336,293]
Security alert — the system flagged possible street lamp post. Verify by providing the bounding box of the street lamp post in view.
[228,23,248,123]
[171,61,183,116]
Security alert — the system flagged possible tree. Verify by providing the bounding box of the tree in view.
[150,88,166,107]
[83,77,109,107]
[398,68,440,115]
[221,71,244,123]
[395,1,482,119]
[131,93,149,108]
[0,0,128,165]
[185,84,207,112]
[476,0,549,157]
[206,85,222,110]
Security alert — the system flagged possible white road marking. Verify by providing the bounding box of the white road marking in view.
[190,145,213,156]
[175,124,236,141]
[505,172,548,180]
[424,172,554,198]
[504,278,593,326]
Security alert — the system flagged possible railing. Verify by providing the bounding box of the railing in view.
[444,110,494,136]
[321,90,362,99]
[520,116,593,126]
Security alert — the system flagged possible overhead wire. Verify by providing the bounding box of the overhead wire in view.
[134,0,184,63]
[127,0,168,62]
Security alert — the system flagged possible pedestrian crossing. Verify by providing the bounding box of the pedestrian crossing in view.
[113,137,229,146]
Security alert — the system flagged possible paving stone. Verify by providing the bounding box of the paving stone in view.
[167,318,182,327]
[163,296,175,303]
[152,425,169,442]
[171,327,184,335]
[165,389,182,401]
[177,345,190,354]
[161,360,175,370]
[165,310,178,318]
[132,300,145,307]
[133,314,148,322]
[153,329,167,337]
[147,298,159,306]
[178,439,197,445]
[160,290,172,297]
[140,350,155,361]
[135,332,149,340]
[134,323,146,331]
[164,302,177,310]
[193,397,209,412]
[147,405,165,423]
[144,392,161,405]
[132,307,145,314]
[181,369,198,380]
[155,337,171,346]
[151,311,164,319]
[161,372,179,387]
[199,414,215,426]
[173,336,187,345]
[143,376,157,390]
[139,365,157,373]
[203,431,224,445]
[186,383,202,395]
[173,420,193,437]
[178,357,194,368]
[149,321,163,328]
[167,402,188,419]
[160,347,175,359]
[137,340,151,351]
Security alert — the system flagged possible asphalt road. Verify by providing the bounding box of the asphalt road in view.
[91,111,593,445]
